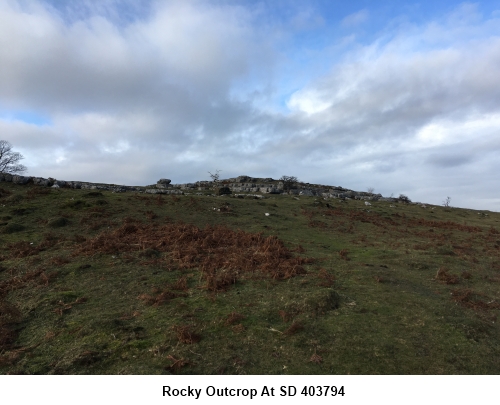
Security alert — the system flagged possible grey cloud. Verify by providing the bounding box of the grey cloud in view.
[426,154,474,168]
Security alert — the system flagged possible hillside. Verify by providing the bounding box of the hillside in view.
[1,177,499,374]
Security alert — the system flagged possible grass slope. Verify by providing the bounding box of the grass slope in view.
[1,183,499,374]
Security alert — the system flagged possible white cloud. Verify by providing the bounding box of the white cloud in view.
[340,9,369,28]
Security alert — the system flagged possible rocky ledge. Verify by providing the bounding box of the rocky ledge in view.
[0,173,399,202]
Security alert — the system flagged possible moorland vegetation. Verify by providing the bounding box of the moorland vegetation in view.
[0,178,499,374]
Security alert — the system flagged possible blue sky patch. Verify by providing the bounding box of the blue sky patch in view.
[0,109,53,126]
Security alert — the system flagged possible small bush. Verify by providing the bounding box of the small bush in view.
[398,194,411,203]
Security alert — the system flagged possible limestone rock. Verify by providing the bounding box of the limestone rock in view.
[54,180,67,187]
[299,189,314,196]
[145,189,183,195]
[68,182,82,189]
[12,175,31,185]
[33,177,53,187]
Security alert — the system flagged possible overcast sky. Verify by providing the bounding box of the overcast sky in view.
[1,0,500,211]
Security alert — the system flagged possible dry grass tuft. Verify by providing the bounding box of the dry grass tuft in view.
[339,249,350,261]
[0,267,54,295]
[48,256,71,266]
[318,268,336,287]
[173,325,201,344]
[435,267,460,285]
[309,352,323,364]
[461,271,473,280]
[6,241,38,259]
[278,310,289,322]
[284,321,304,336]
[138,287,186,306]
[53,297,87,316]
[166,355,189,372]
[231,324,245,333]
[225,312,245,326]
[171,276,189,291]
[144,210,158,220]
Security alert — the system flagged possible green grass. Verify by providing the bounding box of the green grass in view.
[1,183,500,374]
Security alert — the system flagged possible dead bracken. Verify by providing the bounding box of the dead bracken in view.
[73,221,312,291]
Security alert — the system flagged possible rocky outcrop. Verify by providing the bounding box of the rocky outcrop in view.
[0,172,401,202]
[156,179,172,189]
[145,189,183,195]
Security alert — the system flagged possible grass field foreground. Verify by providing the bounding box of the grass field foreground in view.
[1,182,500,374]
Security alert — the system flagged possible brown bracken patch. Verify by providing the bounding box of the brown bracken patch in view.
[451,288,500,310]
[73,222,313,292]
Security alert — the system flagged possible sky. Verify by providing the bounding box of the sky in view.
[1,0,500,211]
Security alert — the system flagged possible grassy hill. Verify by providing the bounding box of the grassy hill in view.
[1,181,499,374]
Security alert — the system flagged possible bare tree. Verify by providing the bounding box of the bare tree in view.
[280,175,298,191]
[0,140,27,174]
[208,169,221,186]
[367,187,375,194]
[443,196,451,207]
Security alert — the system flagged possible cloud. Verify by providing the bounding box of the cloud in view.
[1,1,500,211]
[340,9,369,28]
[0,0,273,113]
[289,8,325,31]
